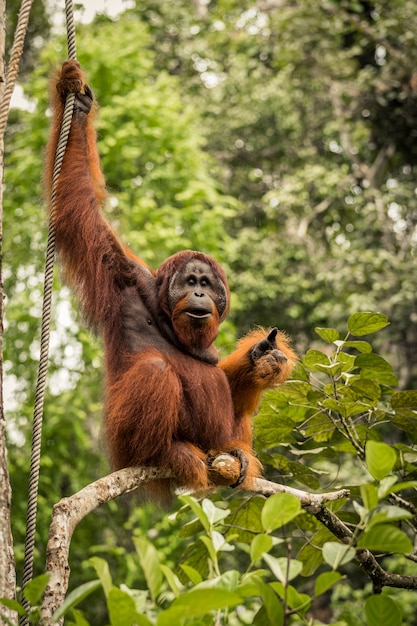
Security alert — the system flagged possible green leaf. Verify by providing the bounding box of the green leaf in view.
[360,483,379,511]
[160,564,180,597]
[225,497,265,543]
[179,495,210,533]
[355,353,393,372]
[388,480,417,495]
[361,370,398,386]
[171,589,241,613]
[178,517,203,537]
[340,340,372,353]
[368,505,413,528]
[315,327,339,342]
[376,475,398,499]
[322,542,356,568]
[237,572,264,598]
[157,607,187,626]
[194,571,240,592]
[391,414,417,435]
[256,416,296,447]
[263,554,303,583]
[201,499,230,525]
[298,528,334,576]
[290,361,310,382]
[315,362,344,376]
[350,378,381,401]
[390,390,417,409]
[270,582,311,613]
[253,579,284,625]
[314,571,343,596]
[199,535,218,561]
[357,525,413,553]
[70,610,91,626]
[0,598,27,616]
[347,312,389,336]
[177,537,210,584]
[23,573,50,604]
[108,587,149,626]
[250,533,273,562]
[302,350,330,372]
[52,580,101,622]
[133,537,163,602]
[365,595,402,626]
[214,529,234,553]
[261,493,301,532]
[322,397,367,418]
[366,441,397,480]
[273,381,312,402]
[337,352,357,372]
[179,564,202,585]
[89,557,113,598]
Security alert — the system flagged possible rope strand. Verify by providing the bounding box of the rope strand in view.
[0,0,34,138]
[20,2,77,622]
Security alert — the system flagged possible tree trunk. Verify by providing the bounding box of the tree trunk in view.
[0,0,17,620]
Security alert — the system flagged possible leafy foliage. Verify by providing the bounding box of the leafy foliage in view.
[3,1,417,624]
[132,0,417,386]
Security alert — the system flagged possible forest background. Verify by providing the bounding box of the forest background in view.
[2,0,417,624]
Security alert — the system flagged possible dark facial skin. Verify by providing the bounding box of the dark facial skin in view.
[168,260,227,321]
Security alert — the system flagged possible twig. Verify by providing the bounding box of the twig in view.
[251,477,349,510]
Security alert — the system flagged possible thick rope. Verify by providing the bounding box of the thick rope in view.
[0,0,34,137]
[20,1,77,622]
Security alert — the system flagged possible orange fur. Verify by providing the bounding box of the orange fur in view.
[220,328,297,419]
[44,61,296,501]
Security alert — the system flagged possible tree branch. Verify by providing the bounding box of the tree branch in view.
[40,466,172,625]
[39,463,417,625]
[314,506,417,593]
[251,477,349,509]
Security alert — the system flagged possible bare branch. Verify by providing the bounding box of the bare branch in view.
[251,477,349,509]
[40,466,172,625]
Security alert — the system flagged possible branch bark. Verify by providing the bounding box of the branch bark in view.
[0,0,18,622]
[41,466,173,625]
